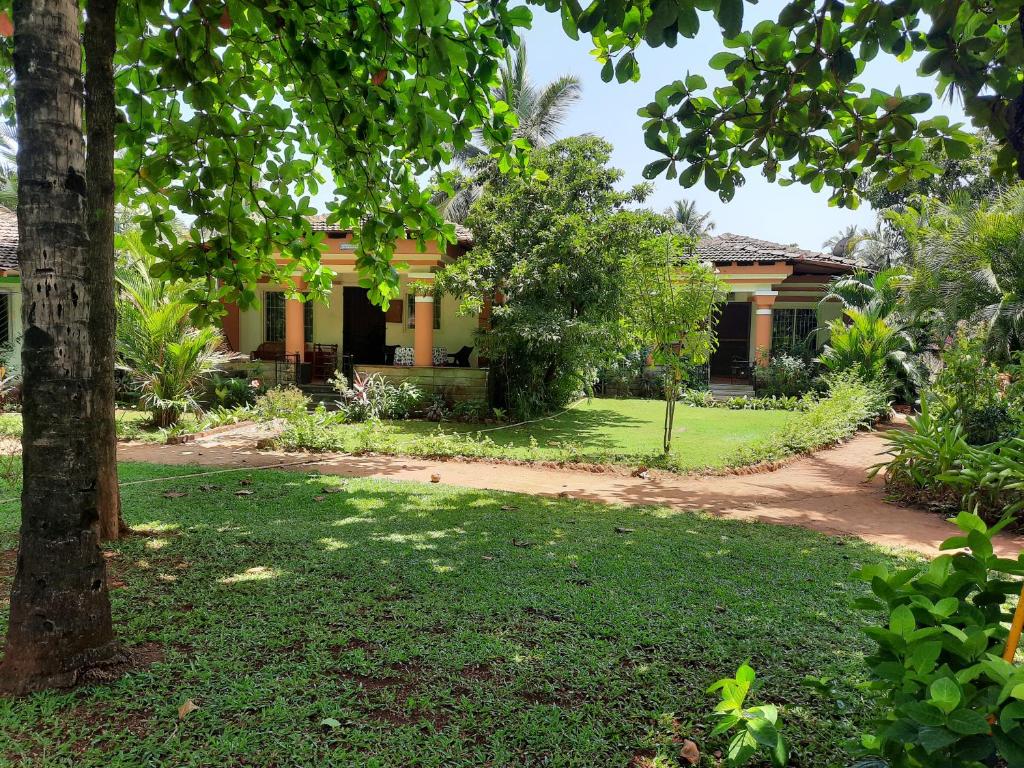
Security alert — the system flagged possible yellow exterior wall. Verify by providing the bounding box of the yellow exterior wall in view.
[235,274,480,365]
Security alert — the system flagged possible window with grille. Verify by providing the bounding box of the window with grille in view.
[303,296,313,343]
[264,292,285,342]
[406,295,441,330]
[0,293,9,344]
[771,308,818,351]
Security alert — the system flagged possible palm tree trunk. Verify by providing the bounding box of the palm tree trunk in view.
[85,0,125,541]
[0,0,117,694]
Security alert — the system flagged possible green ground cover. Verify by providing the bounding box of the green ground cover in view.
[0,410,196,443]
[0,462,905,767]
[285,398,801,471]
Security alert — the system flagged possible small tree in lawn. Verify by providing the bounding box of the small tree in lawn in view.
[626,236,726,454]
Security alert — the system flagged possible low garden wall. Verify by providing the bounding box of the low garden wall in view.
[355,365,488,403]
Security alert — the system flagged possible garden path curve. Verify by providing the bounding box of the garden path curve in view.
[120,427,1024,558]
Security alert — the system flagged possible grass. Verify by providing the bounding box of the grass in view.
[0,410,197,443]
[284,398,801,471]
[0,462,906,767]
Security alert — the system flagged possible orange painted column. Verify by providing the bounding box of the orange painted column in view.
[221,301,240,352]
[752,291,777,366]
[284,286,306,360]
[414,291,435,367]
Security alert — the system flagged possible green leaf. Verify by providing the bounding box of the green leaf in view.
[643,159,672,179]
[890,604,916,636]
[715,0,744,38]
[929,678,962,715]
[946,708,991,735]
[918,726,959,754]
[709,52,742,70]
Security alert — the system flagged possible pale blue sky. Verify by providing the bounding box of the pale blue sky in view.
[517,8,968,252]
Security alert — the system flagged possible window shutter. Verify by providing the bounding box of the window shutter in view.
[385,299,403,323]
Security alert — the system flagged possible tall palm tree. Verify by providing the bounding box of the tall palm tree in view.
[436,43,582,222]
[820,267,910,322]
[665,198,714,237]
[823,224,865,261]
[917,184,1024,359]
[115,229,227,427]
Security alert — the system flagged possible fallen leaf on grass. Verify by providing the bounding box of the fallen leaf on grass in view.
[313,495,326,502]
[321,486,346,494]
[614,527,636,534]
[320,717,341,729]
[234,490,254,497]
[178,699,199,719]
[481,555,494,561]
[162,491,187,499]
[512,539,534,548]
[500,505,518,511]
[198,484,221,492]
[680,739,700,766]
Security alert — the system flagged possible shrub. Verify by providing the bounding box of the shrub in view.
[853,512,1024,768]
[874,400,972,513]
[754,353,816,397]
[450,398,490,423]
[708,664,789,767]
[679,388,813,412]
[929,332,1018,445]
[276,406,348,451]
[423,392,451,422]
[209,373,265,409]
[728,371,891,466]
[252,386,311,422]
[332,372,423,422]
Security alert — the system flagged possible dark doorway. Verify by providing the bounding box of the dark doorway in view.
[710,301,752,377]
[343,287,386,364]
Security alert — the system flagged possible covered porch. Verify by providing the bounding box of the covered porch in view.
[220,244,486,396]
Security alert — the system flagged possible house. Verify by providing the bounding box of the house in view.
[0,206,21,354]
[695,233,856,379]
[220,216,488,400]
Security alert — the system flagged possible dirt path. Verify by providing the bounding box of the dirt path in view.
[119,426,1024,558]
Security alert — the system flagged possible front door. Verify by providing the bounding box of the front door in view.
[710,301,752,378]
[342,287,386,364]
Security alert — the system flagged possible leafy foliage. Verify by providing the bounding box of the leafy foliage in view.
[854,512,1024,768]
[730,371,891,466]
[542,0,1023,204]
[708,664,789,768]
[439,136,652,418]
[819,309,922,399]
[910,185,1024,360]
[623,236,726,453]
[114,231,226,427]
[330,371,423,422]
[753,353,816,398]
[434,43,582,223]
[0,0,541,313]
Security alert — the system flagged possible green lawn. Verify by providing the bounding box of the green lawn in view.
[0,410,194,443]
[0,463,902,766]
[292,398,802,471]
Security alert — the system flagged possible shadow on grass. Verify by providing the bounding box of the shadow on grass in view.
[0,464,899,767]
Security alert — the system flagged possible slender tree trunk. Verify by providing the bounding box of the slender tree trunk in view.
[0,0,117,695]
[85,0,124,541]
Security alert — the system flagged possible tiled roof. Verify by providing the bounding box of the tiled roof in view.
[307,214,474,246]
[0,205,16,272]
[695,233,855,269]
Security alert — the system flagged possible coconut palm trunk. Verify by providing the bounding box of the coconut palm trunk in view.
[0,0,117,694]
[85,0,125,541]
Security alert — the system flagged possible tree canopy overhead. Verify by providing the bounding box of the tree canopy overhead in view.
[0,0,536,310]
[531,0,1023,207]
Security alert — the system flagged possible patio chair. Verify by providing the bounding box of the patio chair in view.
[446,345,473,368]
[312,343,338,381]
[383,344,399,366]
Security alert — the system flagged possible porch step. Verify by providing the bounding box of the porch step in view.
[709,384,755,401]
[298,383,341,410]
